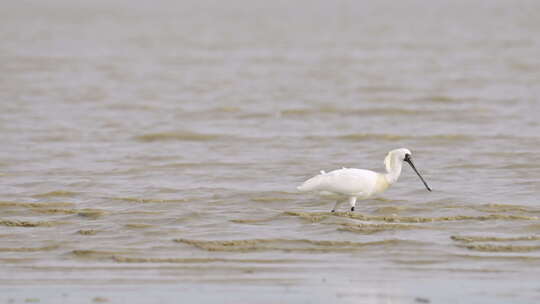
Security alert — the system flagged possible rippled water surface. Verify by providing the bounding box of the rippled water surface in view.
[1,0,540,303]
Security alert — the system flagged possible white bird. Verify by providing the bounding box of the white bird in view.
[297,148,431,212]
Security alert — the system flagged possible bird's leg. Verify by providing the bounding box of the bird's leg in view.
[331,199,344,212]
[348,197,357,212]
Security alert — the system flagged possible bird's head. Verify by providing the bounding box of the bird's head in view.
[384,148,411,170]
[385,148,432,192]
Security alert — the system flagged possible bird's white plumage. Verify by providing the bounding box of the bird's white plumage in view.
[297,148,431,212]
[297,168,378,198]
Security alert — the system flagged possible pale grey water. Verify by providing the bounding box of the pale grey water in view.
[1,0,540,303]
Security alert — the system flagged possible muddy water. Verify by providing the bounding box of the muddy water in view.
[1,0,540,303]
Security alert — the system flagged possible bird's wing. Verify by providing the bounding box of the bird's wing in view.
[298,168,377,195]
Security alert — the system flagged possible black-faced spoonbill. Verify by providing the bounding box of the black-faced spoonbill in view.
[297,148,431,212]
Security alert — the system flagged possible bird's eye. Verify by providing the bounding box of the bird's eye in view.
[404,153,411,161]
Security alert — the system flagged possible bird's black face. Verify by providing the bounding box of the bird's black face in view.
[403,153,432,192]
[404,153,411,162]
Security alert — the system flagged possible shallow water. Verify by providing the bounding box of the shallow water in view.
[1,0,540,303]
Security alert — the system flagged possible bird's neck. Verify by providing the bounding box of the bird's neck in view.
[384,160,403,185]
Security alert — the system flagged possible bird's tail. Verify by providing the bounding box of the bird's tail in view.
[296,183,311,192]
[297,171,326,192]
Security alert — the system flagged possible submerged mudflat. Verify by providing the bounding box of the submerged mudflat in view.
[1,194,540,302]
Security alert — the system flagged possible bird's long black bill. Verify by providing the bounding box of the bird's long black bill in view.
[405,157,432,192]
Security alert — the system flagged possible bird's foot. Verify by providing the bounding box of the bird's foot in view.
[350,207,355,212]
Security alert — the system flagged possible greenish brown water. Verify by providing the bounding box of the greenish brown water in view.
[1,0,540,303]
